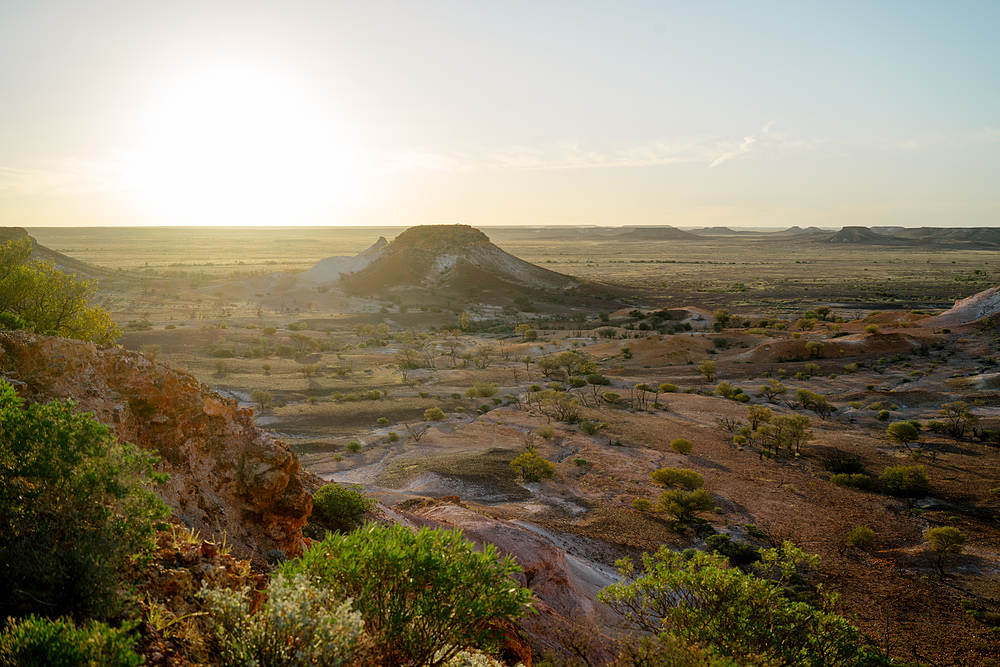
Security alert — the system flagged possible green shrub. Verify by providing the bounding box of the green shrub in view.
[879,464,930,497]
[536,425,556,439]
[599,545,880,667]
[876,410,890,421]
[0,615,142,667]
[377,417,390,426]
[659,383,679,394]
[0,380,169,619]
[510,448,555,482]
[926,526,967,578]
[424,407,446,421]
[670,438,694,455]
[344,440,363,453]
[281,524,533,667]
[830,473,873,490]
[580,420,601,435]
[631,498,652,512]
[309,484,375,535]
[199,573,362,667]
[650,467,704,490]
[846,526,875,549]
[656,488,713,523]
[386,432,399,442]
[470,381,499,398]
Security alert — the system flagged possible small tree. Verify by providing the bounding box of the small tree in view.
[757,379,787,403]
[699,360,717,382]
[804,341,825,358]
[424,407,446,421]
[925,526,967,578]
[885,421,919,450]
[650,467,704,490]
[879,464,930,497]
[712,309,732,332]
[250,389,274,411]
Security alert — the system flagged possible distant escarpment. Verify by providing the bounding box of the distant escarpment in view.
[0,331,310,559]
[340,224,578,295]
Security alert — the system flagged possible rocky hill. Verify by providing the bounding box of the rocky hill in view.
[928,284,1000,327]
[340,224,578,295]
[0,226,100,276]
[0,331,310,560]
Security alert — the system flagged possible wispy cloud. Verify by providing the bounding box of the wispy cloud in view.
[709,134,757,168]
[0,159,129,197]
[377,123,811,174]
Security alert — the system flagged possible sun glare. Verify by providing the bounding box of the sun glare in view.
[130,65,355,225]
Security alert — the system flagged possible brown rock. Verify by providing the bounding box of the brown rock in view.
[0,331,310,560]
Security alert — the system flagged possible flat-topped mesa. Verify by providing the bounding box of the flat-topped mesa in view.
[0,331,311,560]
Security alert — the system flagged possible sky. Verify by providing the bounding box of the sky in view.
[0,1,998,228]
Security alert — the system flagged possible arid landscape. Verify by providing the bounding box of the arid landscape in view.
[12,223,1000,664]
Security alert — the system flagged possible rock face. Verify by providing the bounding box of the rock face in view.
[929,284,1000,327]
[0,331,310,559]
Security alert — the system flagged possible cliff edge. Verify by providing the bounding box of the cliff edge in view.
[0,331,310,560]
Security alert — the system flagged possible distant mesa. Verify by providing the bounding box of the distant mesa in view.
[690,226,749,236]
[614,226,701,241]
[821,226,907,245]
[0,227,100,276]
[337,224,579,295]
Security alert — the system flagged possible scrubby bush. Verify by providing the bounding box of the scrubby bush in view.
[650,467,704,490]
[580,420,601,435]
[344,440,363,453]
[510,448,556,482]
[309,484,375,535]
[879,464,930,497]
[670,438,694,455]
[822,455,866,475]
[0,380,169,619]
[199,573,362,667]
[377,417,390,426]
[656,488,713,523]
[599,545,881,667]
[846,526,875,549]
[281,524,533,666]
[876,410,891,421]
[831,473,873,490]
[386,431,400,443]
[0,615,142,667]
[468,381,499,398]
[424,407,447,421]
[631,498,652,512]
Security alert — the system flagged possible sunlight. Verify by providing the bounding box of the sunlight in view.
[129,64,355,225]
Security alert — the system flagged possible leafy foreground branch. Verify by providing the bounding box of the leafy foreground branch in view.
[598,543,896,667]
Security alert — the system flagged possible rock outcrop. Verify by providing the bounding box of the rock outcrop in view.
[0,331,310,560]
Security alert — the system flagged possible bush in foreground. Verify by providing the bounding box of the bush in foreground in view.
[281,524,533,667]
[199,573,362,667]
[0,379,169,620]
[308,483,375,535]
[0,615,142,667]
[599,544,886,667]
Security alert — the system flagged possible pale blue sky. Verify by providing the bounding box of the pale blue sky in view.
[1,1,997,227]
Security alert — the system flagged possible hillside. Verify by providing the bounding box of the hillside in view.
[614,226,702,241]
[0,226,101,275]
[340,224,579,296]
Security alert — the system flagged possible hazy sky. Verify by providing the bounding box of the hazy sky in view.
[1,1,998,228]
